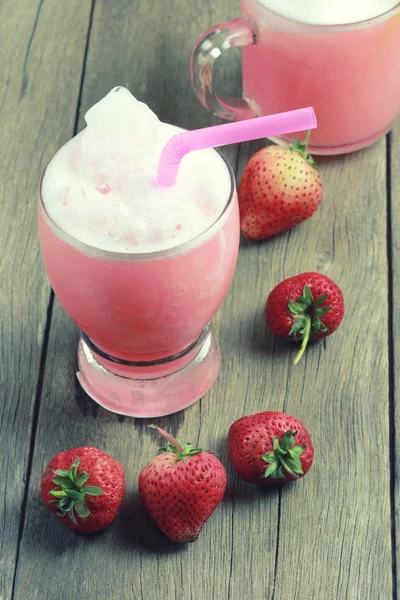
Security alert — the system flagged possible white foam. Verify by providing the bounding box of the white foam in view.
[41,88,232,254]
[258,0,398,25]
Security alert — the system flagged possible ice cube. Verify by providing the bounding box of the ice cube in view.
[80,87,160,165]
[85,87,159,132]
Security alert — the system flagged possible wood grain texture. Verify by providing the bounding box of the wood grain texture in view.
[391,121,400,594]
[258,141,393,600]
[10,1,395,600]
[0,1,92,598]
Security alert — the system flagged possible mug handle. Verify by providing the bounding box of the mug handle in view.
[190,18,257,121]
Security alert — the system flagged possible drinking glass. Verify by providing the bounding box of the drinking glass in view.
[39,148,239,418]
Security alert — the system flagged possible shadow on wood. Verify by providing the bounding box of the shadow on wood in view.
[117,492,188,555]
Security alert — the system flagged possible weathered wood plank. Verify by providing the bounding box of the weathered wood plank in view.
[0,1,92,598]
[391,122,400,594]
[265,141,393,599]
[217,135,393,599]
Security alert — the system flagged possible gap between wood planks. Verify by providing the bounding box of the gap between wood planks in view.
[10,0,97,596]
[387,131,398,600]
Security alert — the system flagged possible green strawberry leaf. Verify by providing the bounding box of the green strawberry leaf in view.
[263,461,279,478]
[287,454,302,472]
[314,293,328,307]
[82,486,104,496]
[68,510,78,525]
[303,286,314,306]
[70,458,80,479]
[289,321,306,338]
[275,467,286,480]
[58,496,71,509]
[291,138,302,153]
[49,490,68,499]
[313,318,329,333]
[288,301,306,315]
[54,469,71,478]
[314,306,331,317]
[65,489,85,501]
[272,437,285,455]
[75,500,90,519]
[52,476,75,489]
[62,499,75,513]
[167,443,182,455]
[288,445,306,458]
[262,452,276,464]
[285,458,304,475]
[75,472,90,487]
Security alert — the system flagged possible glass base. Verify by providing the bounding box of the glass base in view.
[268,118,396,155]
[76,324,220,418]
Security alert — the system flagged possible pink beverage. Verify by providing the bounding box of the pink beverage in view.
[242,0,400,152]
[39,87,239,417]
[191,0,400,154]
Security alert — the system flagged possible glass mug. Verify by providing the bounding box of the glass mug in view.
[190,0,400,154]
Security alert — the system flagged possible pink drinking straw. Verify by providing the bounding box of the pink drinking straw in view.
[157,107,317,187]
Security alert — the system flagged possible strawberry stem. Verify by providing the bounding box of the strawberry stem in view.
[294,315,311,365]
[289,130,316,168]
[148,424,184,453]
[288,285,331,364]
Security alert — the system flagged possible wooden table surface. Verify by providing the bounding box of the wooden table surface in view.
[1,1,399,599]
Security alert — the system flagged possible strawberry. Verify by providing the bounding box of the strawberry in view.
[41,446,125,533]
[138,426,227,543]
[228,411,314,485]
[238,133,323,240]
[265,272,344,364]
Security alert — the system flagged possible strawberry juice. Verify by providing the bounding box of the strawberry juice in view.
[241,0,400,152]
[39,87,239,417]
